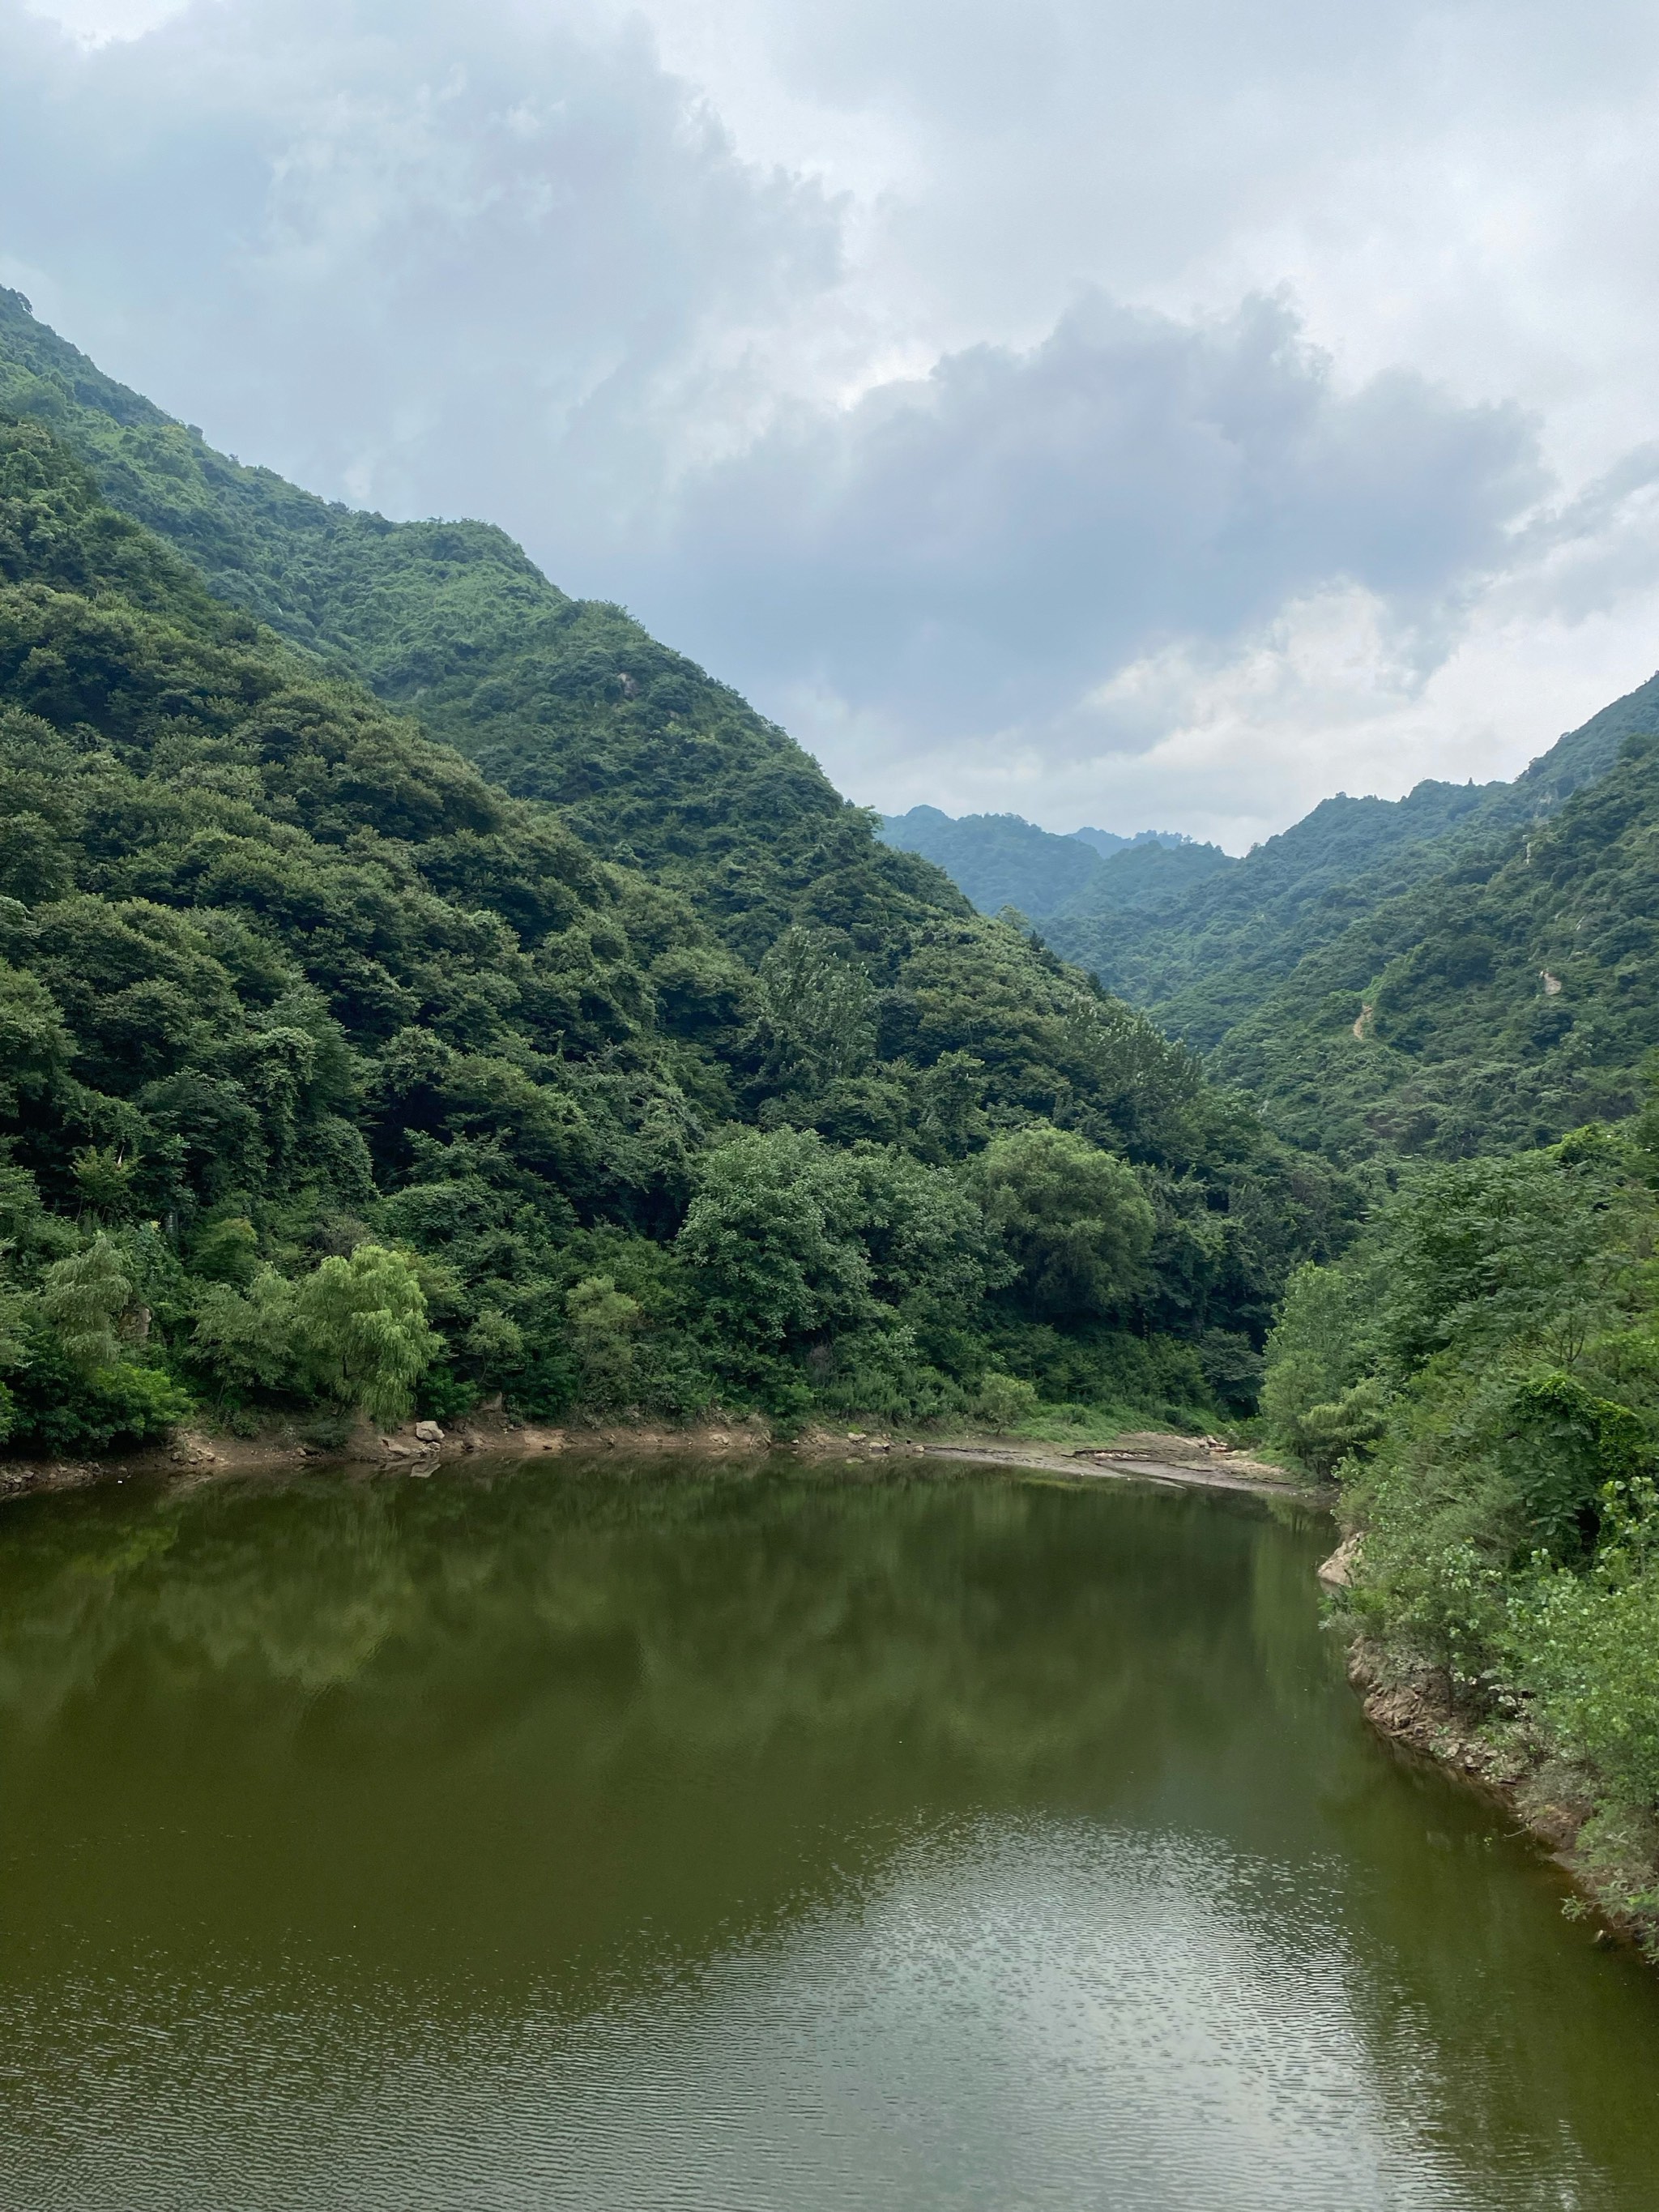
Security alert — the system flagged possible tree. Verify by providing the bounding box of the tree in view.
[40,1233,133,1373]
[191,1266,301,1399]
[675,1129,876,1357]
[565,1274,644,1407]
[970,1123,1154,1321]
[290,1245,441,1424]
[751,928,876,1091]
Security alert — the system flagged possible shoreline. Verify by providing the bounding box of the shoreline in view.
[1341,1629,1659,1963]
[0,1416,1307,1503]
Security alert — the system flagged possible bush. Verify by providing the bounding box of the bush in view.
[10,1348,192,1453]
[972,1370,1040,1431]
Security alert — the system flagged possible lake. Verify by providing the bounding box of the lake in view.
[2,1453,1657,2210]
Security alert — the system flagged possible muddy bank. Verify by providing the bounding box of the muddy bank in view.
[1343,1631,1659,1960]
[0,1409,777,1500]
[0,1415,1304,1503]
[901,1432,1301,1497]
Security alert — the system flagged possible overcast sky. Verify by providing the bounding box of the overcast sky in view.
[7,0,1659,847]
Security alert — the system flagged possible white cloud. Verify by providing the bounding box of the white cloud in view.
[642,294,1544,735]
[8,0,1659,843]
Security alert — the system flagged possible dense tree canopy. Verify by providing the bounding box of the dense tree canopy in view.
[0,409,1344,1449]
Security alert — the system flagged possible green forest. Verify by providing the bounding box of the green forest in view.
[0,296,1353,1457]
[8,282,1659,1937]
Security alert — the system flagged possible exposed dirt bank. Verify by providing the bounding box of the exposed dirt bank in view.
[894,1432,1302,1496]
[1,1416,1306,1503]
[1343,1630,1659,1962]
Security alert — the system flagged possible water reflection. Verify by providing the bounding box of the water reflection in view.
[0,1457,1655,2209]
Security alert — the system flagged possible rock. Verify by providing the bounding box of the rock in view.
[1317,1532,1363,1588]
[413,1420,445,1445]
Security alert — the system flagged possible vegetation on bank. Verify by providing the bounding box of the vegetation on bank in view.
[0,415,1347,1454]
[1261,1099,1659,1942]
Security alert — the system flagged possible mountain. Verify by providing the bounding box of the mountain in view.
[1038,673,1659,1058]
[878,806,1208,921]
[1213,724,1659,1162]
[877,809,1106,919]
[1067,837,1235,914]
[0,301,1350,1451]
[1073,826,1136,858]
[0,286,932,963]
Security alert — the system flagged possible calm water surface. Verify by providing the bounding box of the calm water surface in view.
[2,1454,1657,2210]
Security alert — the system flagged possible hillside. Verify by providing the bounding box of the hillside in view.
[1039,673,1659,1055]
[0,287,940,962]
[0,390,1349,1450]
[1213,728,1659,1163]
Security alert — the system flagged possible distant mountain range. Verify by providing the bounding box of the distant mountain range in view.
[881,667,1659,1160]
[879,807,1229,922]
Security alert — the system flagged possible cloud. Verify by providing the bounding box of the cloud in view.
[644,292,1545,738]
[7,0,1659,842]
[1,0,842,540]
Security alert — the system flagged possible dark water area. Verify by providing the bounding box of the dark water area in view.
[1,1454,1657,2210]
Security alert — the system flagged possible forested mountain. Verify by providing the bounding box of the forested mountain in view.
[1039,675,1659,1062]
[1215,726,1659,1162]
[878,808,1107,920]
[0,288,934,960]
[0,308,1350,1453]
[1063,836,1234,915]
[879,805,1210,922]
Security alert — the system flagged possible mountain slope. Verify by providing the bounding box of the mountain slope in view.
[0,361,1351,1445]
[1213,728,1659,1162]
[1040,672,1659,1053]
[0,287,945,961]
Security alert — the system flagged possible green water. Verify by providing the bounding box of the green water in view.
[1,1456,1657,2210]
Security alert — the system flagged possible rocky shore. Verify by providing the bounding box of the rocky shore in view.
[1340,1621,1659,1962]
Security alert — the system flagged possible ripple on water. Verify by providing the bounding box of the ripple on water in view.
[0,1818,1618,2211]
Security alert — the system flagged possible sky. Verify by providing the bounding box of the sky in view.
[6,1,1659,848]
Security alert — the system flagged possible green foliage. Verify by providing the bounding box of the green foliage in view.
[1263,1108,1659,1838]
[289,1245,441,1424]
[676,1129,882,1369]
[191,1266,305,1400]
[751,926,876,1091]
[970,1123,1154,1322]
[40,1234,134,1373]
[565,1274,644,1409]
[1512,1480,1659,1808]
[0,306,1354,1445]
